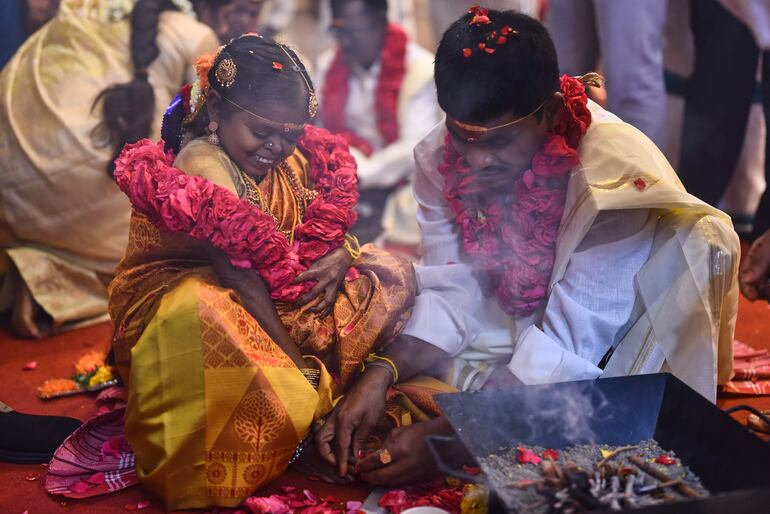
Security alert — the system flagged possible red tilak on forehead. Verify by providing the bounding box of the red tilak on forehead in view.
[462,6,519,58]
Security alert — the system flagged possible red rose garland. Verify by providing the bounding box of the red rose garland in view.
[113,125,360,302]
[438,75,592,317]
[321,23,407,156]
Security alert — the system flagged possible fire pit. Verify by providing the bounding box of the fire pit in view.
[429,373,770,513]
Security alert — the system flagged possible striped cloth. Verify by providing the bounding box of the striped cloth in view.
[45,406,139,498]
[720,341,770,395]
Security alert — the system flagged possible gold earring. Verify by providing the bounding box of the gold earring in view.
[207,121,219,146]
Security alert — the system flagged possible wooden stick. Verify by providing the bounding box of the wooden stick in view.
[506,478,545,489]
[628,456,701,498]
[596,445,638,468]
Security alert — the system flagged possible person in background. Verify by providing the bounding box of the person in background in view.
[0,0,61,69]
[315,0,440,249]
[546,0,667,146]
[0,0,261,339]
[663,0,765,237]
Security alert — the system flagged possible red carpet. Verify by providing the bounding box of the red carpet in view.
[1,262,768,512]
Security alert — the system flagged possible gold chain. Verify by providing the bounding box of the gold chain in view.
[235,162,318,242]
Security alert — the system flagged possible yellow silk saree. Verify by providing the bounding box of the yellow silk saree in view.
[106,130,451,509]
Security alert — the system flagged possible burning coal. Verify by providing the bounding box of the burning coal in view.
[479,439,709,513]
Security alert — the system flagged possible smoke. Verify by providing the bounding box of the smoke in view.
[483,380,613,450]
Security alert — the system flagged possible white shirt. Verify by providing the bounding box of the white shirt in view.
[316,41,441,190]
[401,106,660,387]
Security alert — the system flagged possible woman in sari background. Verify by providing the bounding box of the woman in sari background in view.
[44,34,452,510]
[0,0,264,338]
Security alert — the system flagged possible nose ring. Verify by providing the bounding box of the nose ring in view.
[265,141,274,149]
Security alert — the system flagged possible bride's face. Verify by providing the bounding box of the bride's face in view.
[208,92,307,179]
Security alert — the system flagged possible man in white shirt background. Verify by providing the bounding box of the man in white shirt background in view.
[315,0,440,248]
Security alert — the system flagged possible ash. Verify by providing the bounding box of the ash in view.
[479,439,709,513]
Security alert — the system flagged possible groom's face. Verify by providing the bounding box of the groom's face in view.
[445,107,552,191]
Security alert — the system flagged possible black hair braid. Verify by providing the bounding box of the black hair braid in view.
[94,0,172,177]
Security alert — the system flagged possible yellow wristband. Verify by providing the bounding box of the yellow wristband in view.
[343,234,362,260]
[368,354,399,383]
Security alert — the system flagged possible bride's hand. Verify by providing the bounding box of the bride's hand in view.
[293,248,353,317]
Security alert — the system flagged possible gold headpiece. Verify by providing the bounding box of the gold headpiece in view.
[275,44,317,119]
[222,95,306,133]
[215,57,237,88]
[451,99,547,140]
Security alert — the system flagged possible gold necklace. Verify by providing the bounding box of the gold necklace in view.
[236,166,294,241]
[277,162,318,219]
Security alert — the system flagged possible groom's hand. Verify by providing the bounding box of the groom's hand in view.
[315,365,392,476]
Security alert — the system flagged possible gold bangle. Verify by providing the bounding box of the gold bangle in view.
[343,234,362,260]
[363,353,398,383]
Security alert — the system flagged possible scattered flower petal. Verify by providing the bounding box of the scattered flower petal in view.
[24,472,41,481]
[600,448,614,459]
[634,177,647,191]
[516,446,542,465]
[346,501,363,511]
[463,465,482,475]
[245,495,290,514]
[272,61,283,71]
[478,43,486,50]
[462,48,472,58]
[497,36,508,45]
[23,361,37,370]
[484,47,495,54]
[543,449,560,461]
[655,455,676,465]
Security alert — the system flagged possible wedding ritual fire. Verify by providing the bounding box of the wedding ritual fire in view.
[479,440,709,513]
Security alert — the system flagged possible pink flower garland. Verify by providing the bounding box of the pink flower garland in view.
[113,125,359,302]
[438,75,592,317]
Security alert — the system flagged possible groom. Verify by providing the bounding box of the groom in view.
[315,7,739,485]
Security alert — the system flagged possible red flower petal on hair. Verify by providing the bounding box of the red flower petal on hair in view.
[501,25,513,35]
[543,449,560,461]
[272,61,283,70]
[633,177,647,191]
[516,446,542,465]
[470,14,491,25]
[485,47,496,54]
[462,48,472,58]
[478,43,486,50]
[23,361,37,370]
[497,36,508,45]
[655,455,676,465]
